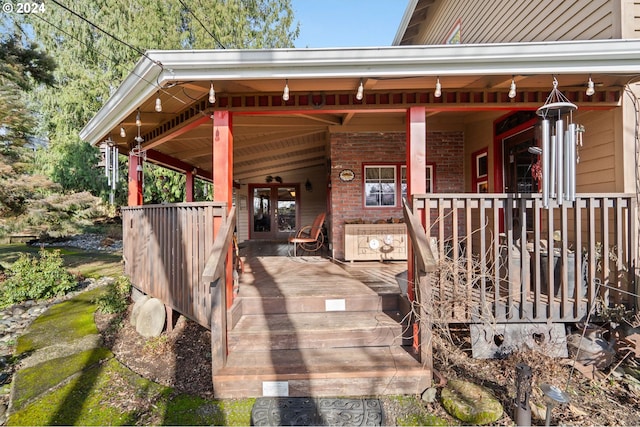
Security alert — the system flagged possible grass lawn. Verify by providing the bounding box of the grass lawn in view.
[0,243,124,278]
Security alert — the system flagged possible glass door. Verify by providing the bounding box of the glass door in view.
[502,126,539,194]
[250,184,299,240]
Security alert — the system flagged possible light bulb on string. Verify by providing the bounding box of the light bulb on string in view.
[508,78,517,99]
[209,83,216,104]
[586,76,595,96]
[356,79,364,101]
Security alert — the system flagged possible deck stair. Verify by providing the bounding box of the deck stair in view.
[213,256,430,398]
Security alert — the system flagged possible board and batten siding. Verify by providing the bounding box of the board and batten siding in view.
[419,0,619,44]
[575,109,617,193]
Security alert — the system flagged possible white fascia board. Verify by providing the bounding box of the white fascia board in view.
[81,39,640,146]
[80,54,160,145]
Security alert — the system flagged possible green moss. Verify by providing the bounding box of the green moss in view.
[0,243,123,280]
[8,359,141,426]
[397,413,452,426]
[440,380,503,425]
[11,348,113,412]
[388,395,451,426]
[16,288,106,355]
[158,395,254,426]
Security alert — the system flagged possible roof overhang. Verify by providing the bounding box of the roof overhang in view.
[80,39,640,147]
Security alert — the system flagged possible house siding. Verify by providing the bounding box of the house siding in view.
[330,131,464,260]
[419,0,617,44]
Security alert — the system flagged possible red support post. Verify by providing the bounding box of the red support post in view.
[128,153,143,206]
[185,170,194,202]
[212,111,234,309]
[406,106,426,352]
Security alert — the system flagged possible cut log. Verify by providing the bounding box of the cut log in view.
[135,298,166,338]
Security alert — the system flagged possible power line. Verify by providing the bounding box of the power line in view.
[49,0,163,69]
[178,0,226,49]
[30,13,187,103]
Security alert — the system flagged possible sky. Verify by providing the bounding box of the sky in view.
[291,0,409,48]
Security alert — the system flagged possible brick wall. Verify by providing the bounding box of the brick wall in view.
[330,131,464,260]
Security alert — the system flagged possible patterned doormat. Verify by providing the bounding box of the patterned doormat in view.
[251,397,384,426]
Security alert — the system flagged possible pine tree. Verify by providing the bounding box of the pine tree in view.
[25,0,299,203]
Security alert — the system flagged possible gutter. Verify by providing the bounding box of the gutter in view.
[80,39,640,146]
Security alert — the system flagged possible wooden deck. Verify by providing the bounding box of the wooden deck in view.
[215,244,428,398]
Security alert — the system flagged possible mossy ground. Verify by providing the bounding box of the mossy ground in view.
[4,244,445,426]
[15,288,105,355]
[0,244,123,279]
[6,284,255,426]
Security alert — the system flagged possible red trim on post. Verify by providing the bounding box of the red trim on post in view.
[127,153,143,206]
[212,111,234,309]
[406,106,426,352]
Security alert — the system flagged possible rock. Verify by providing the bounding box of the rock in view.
[130,287,146,303]
[130,295,150,327]
[135,298,166,338]
[567,326,615,369]
[440,379,503,425]
[421,387,437,403]
[531,403,546,420]
[0,403,6,419]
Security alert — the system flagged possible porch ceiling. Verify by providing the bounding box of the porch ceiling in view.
[81,40,640,180]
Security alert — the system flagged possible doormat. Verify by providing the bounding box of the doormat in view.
[251,397,383,426]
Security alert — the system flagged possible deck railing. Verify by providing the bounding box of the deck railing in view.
[122,202,228,328]
[411,193,638,323]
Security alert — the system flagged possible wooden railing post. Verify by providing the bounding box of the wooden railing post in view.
[202,206,236,380]
[403,198,437,370]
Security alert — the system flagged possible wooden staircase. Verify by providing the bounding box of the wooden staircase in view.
[212,255,431,398]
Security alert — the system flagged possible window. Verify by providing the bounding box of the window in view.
[426,165,434,193]
[365,165,396,207]
[472,148,489,193]
[400,165,435,199]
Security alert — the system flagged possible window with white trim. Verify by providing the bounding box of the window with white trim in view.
[400,165,435,200]
[364,165,396,207]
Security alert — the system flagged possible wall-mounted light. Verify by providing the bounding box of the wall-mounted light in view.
[356,79,364,101]
[586,75,595,96]
[155,93,162,112]
[119,126,126,138]
[135,110,141,127]
[282,79,290,101]
[209,82,216,104]
[434,77,442,98]
[305,178,312,192]
[508,77,517,99]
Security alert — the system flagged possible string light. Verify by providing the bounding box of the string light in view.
[120,126,126,138]
[155,93,162,112]
[508,78,517,99]
[356,79,364,101]
[282,79,290,101]
[434,77,442,98]
[586,75,595,96]
[209,83,216,104]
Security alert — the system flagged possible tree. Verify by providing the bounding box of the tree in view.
[25,0,299,203]
[0,31,56,157]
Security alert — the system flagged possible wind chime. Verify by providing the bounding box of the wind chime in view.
[99,138,119,205]
[130,110,147,194]
[535,77,585,208]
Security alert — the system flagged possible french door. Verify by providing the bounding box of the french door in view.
[250,184,299,240]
